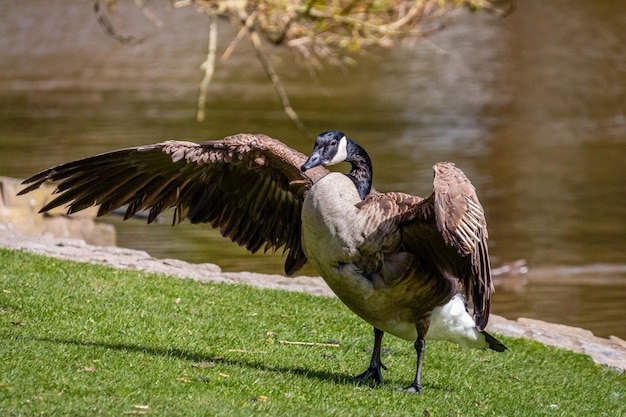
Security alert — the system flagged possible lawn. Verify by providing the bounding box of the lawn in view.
[1,248,624,416]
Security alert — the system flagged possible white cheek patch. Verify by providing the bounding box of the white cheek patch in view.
[327,136,348,165]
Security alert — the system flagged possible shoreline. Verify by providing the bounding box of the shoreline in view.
[1,231,624,373]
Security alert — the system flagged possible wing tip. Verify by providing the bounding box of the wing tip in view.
[284,250,307,276]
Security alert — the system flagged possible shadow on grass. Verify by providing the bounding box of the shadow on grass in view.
[11,333,366,387]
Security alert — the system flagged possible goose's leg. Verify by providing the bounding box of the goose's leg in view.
[402,335,425,393]
[353,327,387,384]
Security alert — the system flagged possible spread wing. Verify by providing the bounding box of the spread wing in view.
[401,162,493,330]
[19,133,328,276]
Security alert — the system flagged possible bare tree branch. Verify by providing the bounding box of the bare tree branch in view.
[238,7,309,134]
[92,0,141,45]
[92,1,514,130]
[197,14,218,123]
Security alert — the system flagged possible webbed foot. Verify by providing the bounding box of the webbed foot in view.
[353,327,387,385]
[401,382,422,394]
[353,362,388,385]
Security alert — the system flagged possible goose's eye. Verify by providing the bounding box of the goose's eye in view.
[330,140,337,146]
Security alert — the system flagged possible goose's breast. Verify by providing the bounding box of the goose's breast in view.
[301,174,370,264]
[300,174,418,340]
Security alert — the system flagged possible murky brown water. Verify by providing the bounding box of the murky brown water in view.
[1,1,625,338]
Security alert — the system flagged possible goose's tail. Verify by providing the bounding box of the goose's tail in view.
[482,330,507,352]
[427,294,508,351]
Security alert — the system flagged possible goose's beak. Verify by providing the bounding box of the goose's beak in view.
[301,149,323,172]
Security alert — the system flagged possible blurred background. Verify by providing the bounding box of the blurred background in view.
[1,0,624,338]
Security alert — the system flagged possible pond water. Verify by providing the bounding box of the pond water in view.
[1,0,625,338]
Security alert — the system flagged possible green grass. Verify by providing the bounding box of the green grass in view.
[1,249,624,416]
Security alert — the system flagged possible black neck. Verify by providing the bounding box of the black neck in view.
[345,139,372,200]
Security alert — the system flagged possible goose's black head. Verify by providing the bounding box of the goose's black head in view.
[301,130,349,171]
[301,130,372,200]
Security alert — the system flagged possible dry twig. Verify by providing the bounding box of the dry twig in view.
[279,340,341,348]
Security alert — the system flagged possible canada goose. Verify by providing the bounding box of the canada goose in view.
[19,130,506,393]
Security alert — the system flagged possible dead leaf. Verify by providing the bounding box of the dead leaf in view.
[176,377,192,383]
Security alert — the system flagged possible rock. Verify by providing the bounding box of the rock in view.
[0,232,221,276]
[0,176,116,246]
[488,316,626,373]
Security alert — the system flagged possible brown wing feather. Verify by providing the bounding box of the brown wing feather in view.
[19,133,328,276]
[401,162,493,330]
